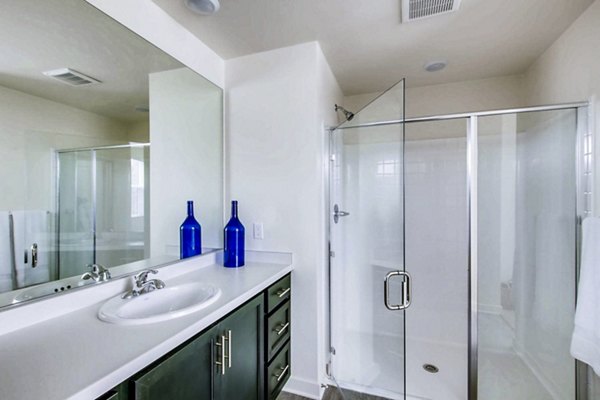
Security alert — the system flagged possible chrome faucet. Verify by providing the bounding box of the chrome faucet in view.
[122,269,165,299]
[81,264,111,282]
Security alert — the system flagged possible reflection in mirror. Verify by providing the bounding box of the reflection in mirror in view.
[0,0,223,308]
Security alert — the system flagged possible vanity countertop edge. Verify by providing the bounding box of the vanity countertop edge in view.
[0,251,293,400]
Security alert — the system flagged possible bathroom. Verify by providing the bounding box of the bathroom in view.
[1,0,600,399]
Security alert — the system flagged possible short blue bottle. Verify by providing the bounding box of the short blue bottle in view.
[180,200,202,259]
[224,200,245,268]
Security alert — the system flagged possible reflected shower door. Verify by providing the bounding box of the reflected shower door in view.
[329,80,406,399]
[57,150,95,279]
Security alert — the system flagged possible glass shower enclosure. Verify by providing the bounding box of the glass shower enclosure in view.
[328,81,589,399]
[57,144,150,279]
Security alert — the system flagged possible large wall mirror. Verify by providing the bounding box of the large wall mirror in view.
[0,0,223,308]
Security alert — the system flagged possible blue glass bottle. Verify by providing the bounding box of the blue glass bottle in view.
[224,200,245,268]
[180,200,202,259]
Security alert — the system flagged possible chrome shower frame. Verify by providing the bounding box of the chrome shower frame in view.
[326,101,592,400]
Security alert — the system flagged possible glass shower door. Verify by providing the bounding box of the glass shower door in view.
[329,80,406,399]
[57,150,95,279]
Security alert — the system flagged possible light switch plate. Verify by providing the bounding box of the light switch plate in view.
[253,223,264,240]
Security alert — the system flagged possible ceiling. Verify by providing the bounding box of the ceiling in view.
[0,0,184,123]
[153,0,593,95]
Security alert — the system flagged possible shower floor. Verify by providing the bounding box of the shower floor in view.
[331,314,555,400]
[478,312,554,400]
[333,330,466,400]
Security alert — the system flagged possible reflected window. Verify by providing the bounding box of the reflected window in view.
[377,159,399,176]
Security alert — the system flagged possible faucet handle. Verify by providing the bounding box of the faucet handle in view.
[87,263,108,273]
[134,269,159,285]
[82,264,111,282]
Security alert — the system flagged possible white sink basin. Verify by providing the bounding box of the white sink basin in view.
[98,282,221,325]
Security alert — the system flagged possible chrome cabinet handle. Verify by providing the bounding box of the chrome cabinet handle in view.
[215,335,227,375]
[226,330,232,369]
[274,322,290,336]
[384,271,411,311]
[31,243,38,268]
[275,365,290,382]
[276,287,291,298]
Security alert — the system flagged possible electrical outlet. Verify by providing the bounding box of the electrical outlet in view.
[253,223,264,240]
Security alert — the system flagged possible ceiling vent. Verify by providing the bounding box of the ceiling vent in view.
[42,68,101,87]
[402,0,462,22]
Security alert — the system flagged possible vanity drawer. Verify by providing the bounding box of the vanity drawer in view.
[266,274,291,313]
[267,343,291,400]
[267,299,290,359]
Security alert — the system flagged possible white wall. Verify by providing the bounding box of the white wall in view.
[226,42,342,398]
[344,75,526,120]
[149,68,223,256]
[86,0,225,88]
[0,84,132,211]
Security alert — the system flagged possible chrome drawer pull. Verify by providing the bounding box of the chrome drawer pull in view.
[274,365,289,382]
[274,322,290,336]
[226,330,232,368]
[215,335,227,375]
[276,287,290,298]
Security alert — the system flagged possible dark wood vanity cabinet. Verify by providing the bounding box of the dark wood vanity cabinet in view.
[264,274,292,400]
[98,273,291,400]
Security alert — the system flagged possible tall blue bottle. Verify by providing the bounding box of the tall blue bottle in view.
[224,200,245,268]
[180,200,202,259]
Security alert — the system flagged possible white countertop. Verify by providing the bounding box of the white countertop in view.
[0,251,293,400]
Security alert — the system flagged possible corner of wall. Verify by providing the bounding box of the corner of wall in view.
[85,0,225,88]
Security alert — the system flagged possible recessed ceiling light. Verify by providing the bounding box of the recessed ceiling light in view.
[184,0,220,15]
[424,61,447,72]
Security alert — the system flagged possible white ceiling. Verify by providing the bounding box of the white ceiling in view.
[0,0,184,123]
[153,0,593,95]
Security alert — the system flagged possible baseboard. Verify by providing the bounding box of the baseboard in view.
[513,344,564,400]
[284,375,323,399]
[478,303,503,315]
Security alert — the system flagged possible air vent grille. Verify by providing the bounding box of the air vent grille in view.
[42,68,101,86]
[402,0,462,22]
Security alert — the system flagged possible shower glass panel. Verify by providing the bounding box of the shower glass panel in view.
[404,118,468,400]
[337,79,405,129]
[57,150,95,279]
[477,109,578,400]
[329,79,406,399]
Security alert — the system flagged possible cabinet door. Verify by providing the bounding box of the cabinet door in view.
[215,295,264,400]
[132,326,217,400]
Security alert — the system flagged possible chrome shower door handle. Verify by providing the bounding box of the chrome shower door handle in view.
[333,204,350,224]
[31,243,38,268]
[384,270,411,311]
